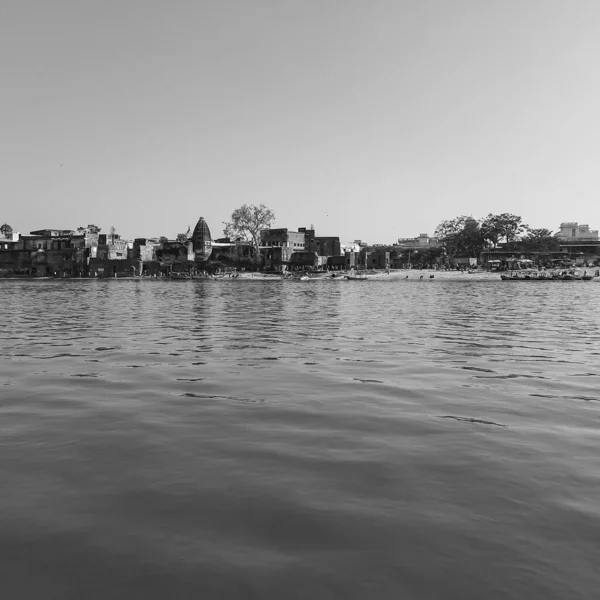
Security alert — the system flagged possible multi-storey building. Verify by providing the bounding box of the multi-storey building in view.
[0,228,99,276]
[298,227,342,257]
[556,222,598,241]
[555,222,600,261]
[96,233,128,260]
[261,228,307,269]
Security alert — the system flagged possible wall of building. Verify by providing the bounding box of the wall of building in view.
[88,258,139,277]
[344,251,358,268]
[131,239,157,262]
[313,237,341,256]
[262,229,306,249]
[0,249,31,273]
[326,255,347,269]
[96,236,128,260]
[155,241,194,264]
[368,251,390,269]
[289,251,318,268]
[261,229,307,266]
[0,245,92,276]
[397,233,438,249]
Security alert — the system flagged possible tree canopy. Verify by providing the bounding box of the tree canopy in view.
[223,204,275,256]
[479,213,527,247]
[435,213,560,259]
[521,228,559,252]
[77,224,102,234]
[0,223,13,237]
[434,216,486,258]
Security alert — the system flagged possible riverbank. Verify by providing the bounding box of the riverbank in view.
[3,269,595,282]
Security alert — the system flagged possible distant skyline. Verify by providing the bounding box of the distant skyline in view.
[2,0,599,243]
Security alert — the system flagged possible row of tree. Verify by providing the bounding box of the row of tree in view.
[434,213,558,258]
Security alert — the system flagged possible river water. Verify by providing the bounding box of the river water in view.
[1,277,599,599]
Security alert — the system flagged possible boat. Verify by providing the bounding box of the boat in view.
[500,269,591,281]
[501,270,555,281]
[289,270,329,280]
[346,273,368,281]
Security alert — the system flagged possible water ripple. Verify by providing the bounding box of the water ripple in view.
[1,278,600,599]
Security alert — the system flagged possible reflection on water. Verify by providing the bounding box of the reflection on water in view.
[1,279,599,599]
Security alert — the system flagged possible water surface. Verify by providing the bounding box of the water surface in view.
[1,278,599,599]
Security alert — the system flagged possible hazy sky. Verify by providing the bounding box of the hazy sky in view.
[1,0,599,243]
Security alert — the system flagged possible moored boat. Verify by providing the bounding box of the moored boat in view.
[500,270,552,281]
[501,269,592,281]
[346,274,368,280]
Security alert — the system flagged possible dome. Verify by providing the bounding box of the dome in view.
[464,216,479,230]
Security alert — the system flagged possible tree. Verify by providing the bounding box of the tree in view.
[176,233,188,243]
[159,236,169,243]
[0,223,13,237]
[419,246,444,266]
[87,224,102,234]
[522,228,559,253]
[76,226,87,235]
[434,216,486,258]
[223,204,275,257]
[480,213,527,247]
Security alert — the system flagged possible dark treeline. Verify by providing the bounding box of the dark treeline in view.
[434,213,558,258]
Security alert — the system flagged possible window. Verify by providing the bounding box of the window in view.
[572,229,576,236]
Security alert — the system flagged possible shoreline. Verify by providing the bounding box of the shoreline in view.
[1,269,598,282]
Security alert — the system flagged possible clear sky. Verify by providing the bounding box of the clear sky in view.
[1,0,599,243]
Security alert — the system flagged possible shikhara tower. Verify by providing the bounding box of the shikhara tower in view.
[191,217,212,262]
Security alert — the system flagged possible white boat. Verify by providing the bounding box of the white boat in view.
[346,273,368,281]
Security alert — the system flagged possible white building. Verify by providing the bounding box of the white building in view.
[341,241,362,253]
[396,233,438,249]
[556,222,598,241]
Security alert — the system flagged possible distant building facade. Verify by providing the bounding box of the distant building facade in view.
[556,222,598,241]
[554,222,600,260]
[261,228,306,269]
[396,233,439,249]
[96,233,128,260]
[0,228,100,277]
[298,227,342,257]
